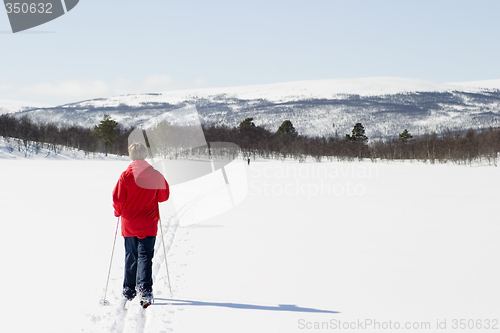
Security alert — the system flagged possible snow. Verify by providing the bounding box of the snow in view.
[0,141,499,332]
[449,79,500,90]
[2,77,498,113]
[66,77,481,108]
[0,99,47,114]
[6,77,500,141]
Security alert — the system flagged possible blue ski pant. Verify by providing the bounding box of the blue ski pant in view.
[123,236,156,299]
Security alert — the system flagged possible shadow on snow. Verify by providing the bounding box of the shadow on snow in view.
[153,298,339,314]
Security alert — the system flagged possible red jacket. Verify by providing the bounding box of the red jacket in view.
[112,160,169,238]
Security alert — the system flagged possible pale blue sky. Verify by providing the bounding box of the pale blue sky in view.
[1,0,499,105]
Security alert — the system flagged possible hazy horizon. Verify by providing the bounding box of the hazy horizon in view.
[1,0,500,105]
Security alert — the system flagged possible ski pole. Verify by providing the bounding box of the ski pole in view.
[159,217,173,298]
[100,216,120,306]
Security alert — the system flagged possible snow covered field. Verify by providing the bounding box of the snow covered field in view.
[0,151,498,332]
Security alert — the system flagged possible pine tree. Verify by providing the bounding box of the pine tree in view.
[346,123,368,142]
[238,118,256,131]
[399,129,413,142]
[276,120,297,136]
[93,114,119,156]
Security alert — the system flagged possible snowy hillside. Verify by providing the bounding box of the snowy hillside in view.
[51,77,471,107]
[6,77,500,139]
[0,99,45,114]
[0,155,498,333]
[449,79,500,90]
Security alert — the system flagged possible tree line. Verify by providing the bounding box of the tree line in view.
[1,113,500,165]
[204,118,500,165]
[0,114,133,157]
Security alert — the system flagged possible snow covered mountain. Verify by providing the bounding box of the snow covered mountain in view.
[0,100,46,114]
[6,77,500,139]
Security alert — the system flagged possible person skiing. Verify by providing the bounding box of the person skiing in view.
[112,143,169,308]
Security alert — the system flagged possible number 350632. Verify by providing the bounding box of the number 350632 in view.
[5,3,53,14]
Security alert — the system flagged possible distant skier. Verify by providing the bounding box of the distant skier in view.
[112,143,169,308]
[247,158,250,165]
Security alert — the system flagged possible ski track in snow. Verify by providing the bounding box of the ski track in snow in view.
[3,156,498,333]
[93,184,220,333]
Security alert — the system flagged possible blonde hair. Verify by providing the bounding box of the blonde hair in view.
[128,143,148,161]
